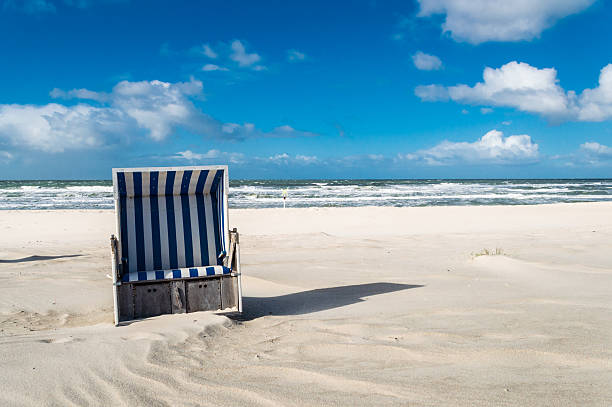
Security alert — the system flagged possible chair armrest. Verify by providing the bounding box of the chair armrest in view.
[110,234,121,279]
[226,228,239,269]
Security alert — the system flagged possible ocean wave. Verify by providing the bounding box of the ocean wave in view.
[1,179,611,210]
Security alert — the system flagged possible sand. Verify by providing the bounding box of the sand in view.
[1,203,611,406]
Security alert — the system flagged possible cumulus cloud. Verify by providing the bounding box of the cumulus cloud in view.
[230,40,262,68]
[0,103,128,152]
[576,65,612,121]
[400,129,539,165]
[417,0,596,44]
[412,51,442,71]
[287,49,306,62]
[415,61,612,123]
[578,142,612,164]
[0,78,314,152]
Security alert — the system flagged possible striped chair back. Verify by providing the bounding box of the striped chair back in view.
[112,166,229,274]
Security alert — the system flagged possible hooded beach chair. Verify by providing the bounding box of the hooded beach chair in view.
[110,166,242,325]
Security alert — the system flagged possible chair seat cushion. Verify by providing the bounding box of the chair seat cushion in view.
[121,265,231,283]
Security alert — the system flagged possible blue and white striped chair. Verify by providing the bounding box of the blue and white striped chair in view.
[110,166,242,325]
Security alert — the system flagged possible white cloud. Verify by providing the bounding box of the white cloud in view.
[554,141,612,166]
[576,64,612,121]
[0,78,314,153]
[230,40,262,67]
[174,149,221,161]
[202,64,229,72]
[502,120,512,125]
[0,102,128,152]
[268,153,290,164]
[0,150,13,163]
[295,154,318,163]
[202,44,217,59]
[173,149,246,164]
[414,84,449,102]
[480,107,493,114]
[401,129,539,165]
[415,61,612,123]
[581,142,612,156]
[417,0,596,44]
[49,87,108,102]
[412,51,442,71]
[287,49,306,62]
[264,153,318,165]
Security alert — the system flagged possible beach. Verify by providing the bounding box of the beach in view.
[1,203,611,406]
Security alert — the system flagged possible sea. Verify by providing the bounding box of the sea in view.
[1,179,611,210]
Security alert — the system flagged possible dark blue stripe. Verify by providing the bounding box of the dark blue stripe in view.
[133,172,146,271]
[137,271,147,281]
[205,266,215,276]
[181,171,194,267]
[223,266,230,274]
[189,268,198,277]
[121,273,129,282]
[218,177,225,251]
[155,270,164,280]
[172,269,181,279]
[149,172,162,270]
[165,171,178,269]
[195,170,210,265]
[210,171,223,265]
[117,172,129,271]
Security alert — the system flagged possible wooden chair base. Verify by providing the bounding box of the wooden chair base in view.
[116,275,240,323]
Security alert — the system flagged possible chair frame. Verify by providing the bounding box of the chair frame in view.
[110,166,242,325]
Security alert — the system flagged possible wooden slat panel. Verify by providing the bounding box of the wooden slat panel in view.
[220,276,238,310]
[185,279,221,312]
[117,283,134,322]
[171,280,186,314]
[133,282,172,319]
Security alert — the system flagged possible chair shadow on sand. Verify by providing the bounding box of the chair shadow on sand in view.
[0,254,82,264]
[235,282,424,321]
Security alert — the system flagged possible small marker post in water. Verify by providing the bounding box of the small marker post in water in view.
[282,189,288,208]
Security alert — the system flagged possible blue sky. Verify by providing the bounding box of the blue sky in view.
[0,0,611,179]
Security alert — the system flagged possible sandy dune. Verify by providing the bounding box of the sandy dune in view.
[1,204,611,406]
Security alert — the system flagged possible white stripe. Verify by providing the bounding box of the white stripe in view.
[188,170,200,194]
[222,171,229,253]
[124,266,229,282]
[125,174,137,272]
[204,169,217,194]
[141,172,153,271]
[204,193,217,264]
[158,172,170,270]
[173,171,185,268]
[188,170,202,267]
